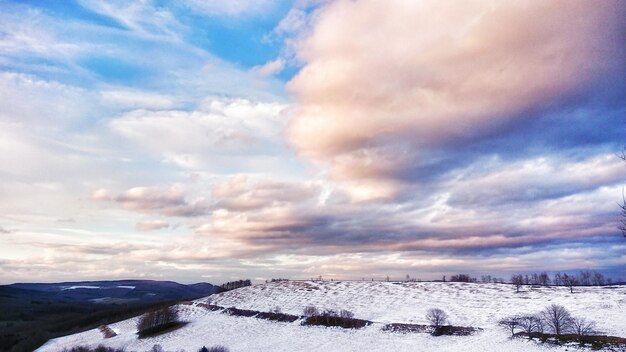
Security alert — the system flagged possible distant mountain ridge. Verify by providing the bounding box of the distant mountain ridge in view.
[4,279,218,303]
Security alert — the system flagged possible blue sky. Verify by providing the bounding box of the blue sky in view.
[0,0,624,284]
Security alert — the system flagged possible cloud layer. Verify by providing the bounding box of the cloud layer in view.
[0,0,624,284]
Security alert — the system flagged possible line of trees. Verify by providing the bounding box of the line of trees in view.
[499,304,597,343]
[136,306,179,337]
[448,274,476,282]
[219,279,252,292]
[510,271,611,293]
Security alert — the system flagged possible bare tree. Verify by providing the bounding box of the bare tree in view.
[498,316,520,337]
[578,271,592,286]
[562,273,578,293]
[553,272,562,286]
[570,317,597,341]
[591,271,605,286]
[541,304,572,336]
[518,315,542,339]
[538,272,550,286]
[426,308,448,328]
[511,274,523,292]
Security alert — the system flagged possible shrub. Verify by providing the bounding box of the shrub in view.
[199,347,229,352]
[302,314,371,329]
[223,307,259,317]
[150,345,164,352]
[209,347,229,352]
[63,346,125,352]
[256,311,300,322]
[449,274,476,282]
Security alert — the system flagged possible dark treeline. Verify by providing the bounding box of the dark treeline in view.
[510,270,611,289]
[219,279,252,292]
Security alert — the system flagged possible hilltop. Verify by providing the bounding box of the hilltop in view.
[38,281,626,351]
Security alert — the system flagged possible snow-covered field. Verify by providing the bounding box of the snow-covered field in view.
[37,281,626,352]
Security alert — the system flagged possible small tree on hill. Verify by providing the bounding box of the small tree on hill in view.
[571,317,597,342]
[426,308,448,328]
[511,274,524,292]
[518,315,542,339]
[541,304,572,336]
[562,274,578,293]
[498,316,520,337]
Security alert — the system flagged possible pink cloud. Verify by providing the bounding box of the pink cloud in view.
[287,0,624,199]
[116,185,209,217]
[135,220,170,232]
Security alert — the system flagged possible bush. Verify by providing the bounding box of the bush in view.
[63,346,125,352]
[382,323,480,336]
[382,323,430,333]
[150,345,164,352]
[199,346,229,352]
[256,311,300,322]
[222,307,259,317]
[302,314,371,329]
[449,274,476,282]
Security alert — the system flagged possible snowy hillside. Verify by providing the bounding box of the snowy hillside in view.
[37,281,626,352]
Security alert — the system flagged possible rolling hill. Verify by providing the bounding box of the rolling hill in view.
[37,281,626,352]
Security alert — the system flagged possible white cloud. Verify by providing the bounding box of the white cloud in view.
[100,90,177,110]
[109,98,290,171]
[136,220,170,231]
[250,59,285,76]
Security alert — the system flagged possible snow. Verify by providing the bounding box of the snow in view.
[61,286,101,290]
[37,281,626,352]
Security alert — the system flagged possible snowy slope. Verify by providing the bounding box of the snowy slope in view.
[37,281,626,352]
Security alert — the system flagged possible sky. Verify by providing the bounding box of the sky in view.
[0,0,624,285]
